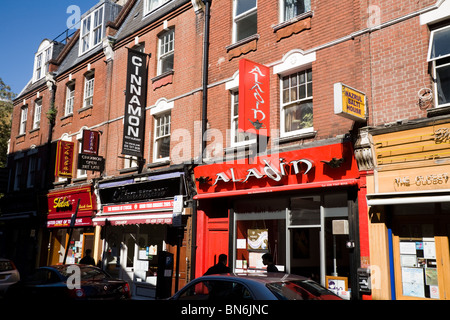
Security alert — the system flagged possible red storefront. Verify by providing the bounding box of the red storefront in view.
[46,185,97,265]
[193,140,368,299]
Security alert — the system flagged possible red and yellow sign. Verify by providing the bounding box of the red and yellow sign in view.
[238,59,271,136]
[55,140,74,178]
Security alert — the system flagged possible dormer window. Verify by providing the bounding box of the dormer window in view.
[80,5,104,55]
[144,0,170,16]
[33,40,53,83]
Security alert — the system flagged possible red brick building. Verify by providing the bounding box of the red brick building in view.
[2,0,450,300]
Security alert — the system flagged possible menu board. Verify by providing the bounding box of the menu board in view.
[399,239,439,299]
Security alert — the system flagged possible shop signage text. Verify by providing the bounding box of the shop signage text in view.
[122,48,148,158]
[82,130,100,155]
[239,59,270,136]
[47,186,95,216]
[104,199,174,214]
[394,173,449,187]
[213,158,313,186]
[55,140,74,178]
[77,154,105,171]
[334,83,366,122]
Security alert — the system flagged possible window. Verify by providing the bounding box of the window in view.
[124,155,138,169]
[144,0,170,15]
[233,0,257,42]
[428,25,450,108]
[35,53,43,81]
[154,112,171,161]
[230,91,256,146]
[27,155,38,188]
[158,29,174,75]
[281,0,311,22]
[83,73,95,108]
[80,6,104,55]
[281,68,313,136]
[33,100,41,129]
[177,280,253,300]
[19,106,28,135]
[77,139,87,178]
[65,82,75,115]
[13,160,23,191]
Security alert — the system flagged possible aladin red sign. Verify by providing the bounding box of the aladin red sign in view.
[238,59,270,136]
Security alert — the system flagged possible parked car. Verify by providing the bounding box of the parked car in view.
[169,273,342,300]
[5,264,130,300]
[0,258,20,297]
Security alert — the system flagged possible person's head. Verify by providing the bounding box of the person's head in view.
[262,253,273,265]
[85,249,92,256]
[218,254,227,265]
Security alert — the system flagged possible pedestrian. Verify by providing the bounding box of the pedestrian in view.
[79,249,96,265]
[204,254,231,275]
[262,253,278,272]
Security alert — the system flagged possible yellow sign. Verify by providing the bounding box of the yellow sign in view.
[334,83,366,122]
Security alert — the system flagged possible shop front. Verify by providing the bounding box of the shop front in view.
[366,119,450,300]
[46,185,97,266]
[93,171,190,299]
[193,139,364,299]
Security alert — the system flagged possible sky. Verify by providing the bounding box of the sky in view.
[0,0,98,96]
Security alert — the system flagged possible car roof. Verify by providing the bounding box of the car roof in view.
[198,272,310,284]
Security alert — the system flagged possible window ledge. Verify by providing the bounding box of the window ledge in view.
[119,167,139,174]
[273,11,313,41]
[29,128,40,134]
[60,113,74,121]
[147,159,170,169]
[427,105,450,118]
[78,105,93,113]
[151,70,174,90]
[226,34,260,60]
[275,130,317,144]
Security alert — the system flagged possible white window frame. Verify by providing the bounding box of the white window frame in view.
[83,73,95,108]
[79,5,104,55]
[280,68,313,138]
[427,25,450,108]
[153,112,171,162]
[124,155,139,169]
[19,106,28,135]
[35,53,43,81]
[76,130,87,179]
[279,0,311,23]
[27,154,38,189]
[33,40,53,83]
[158,29,175,75]
[233,0,258,43]
[65,82,75,116]
[33,99,42,130]
[144,0,170,16]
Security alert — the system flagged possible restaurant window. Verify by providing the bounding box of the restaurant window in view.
[281,0,311,22]
[158,29,174,75]
[65,82,75,116]
[233,0,257,43]
[153,112,171,161]
[428,25,450,108]
[230,90,256,147]
[280,68,313,137]
[83,72,95,108]
[33,99,42,129]
[19,106,28,135]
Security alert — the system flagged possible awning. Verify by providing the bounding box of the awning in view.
[194,178,359,200]
[366,189,450,206]
[92,212,173,226]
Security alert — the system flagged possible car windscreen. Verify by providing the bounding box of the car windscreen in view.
[59,266,110,281]
[266,280,337,300]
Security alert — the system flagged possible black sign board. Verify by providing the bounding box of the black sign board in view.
[122,48,148,158]
[77,154,105,172]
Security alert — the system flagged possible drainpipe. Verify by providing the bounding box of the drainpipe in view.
[201,0,211,163]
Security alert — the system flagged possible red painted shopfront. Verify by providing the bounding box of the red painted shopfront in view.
[193,140,369,299]
[46,185,97,265]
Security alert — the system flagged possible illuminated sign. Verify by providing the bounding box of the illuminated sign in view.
[334,83,367,122]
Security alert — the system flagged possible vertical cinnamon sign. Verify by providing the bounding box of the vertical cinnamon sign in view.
[238,59,270,136]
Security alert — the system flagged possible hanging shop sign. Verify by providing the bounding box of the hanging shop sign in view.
[82,129,100,155]
[55,140,75,178]
[238,59,271,136]
[122,48,148,158]
[77,154,105,172]
[334,83,367,122]
[194,142,359,197]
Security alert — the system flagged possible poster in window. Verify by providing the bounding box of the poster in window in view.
[247,229,268,250]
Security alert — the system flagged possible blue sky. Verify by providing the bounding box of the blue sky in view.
[0,1,98,95]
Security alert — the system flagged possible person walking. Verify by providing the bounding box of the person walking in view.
[262,253,278,272]
[204,254,231,275]
[79,249,96,265]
